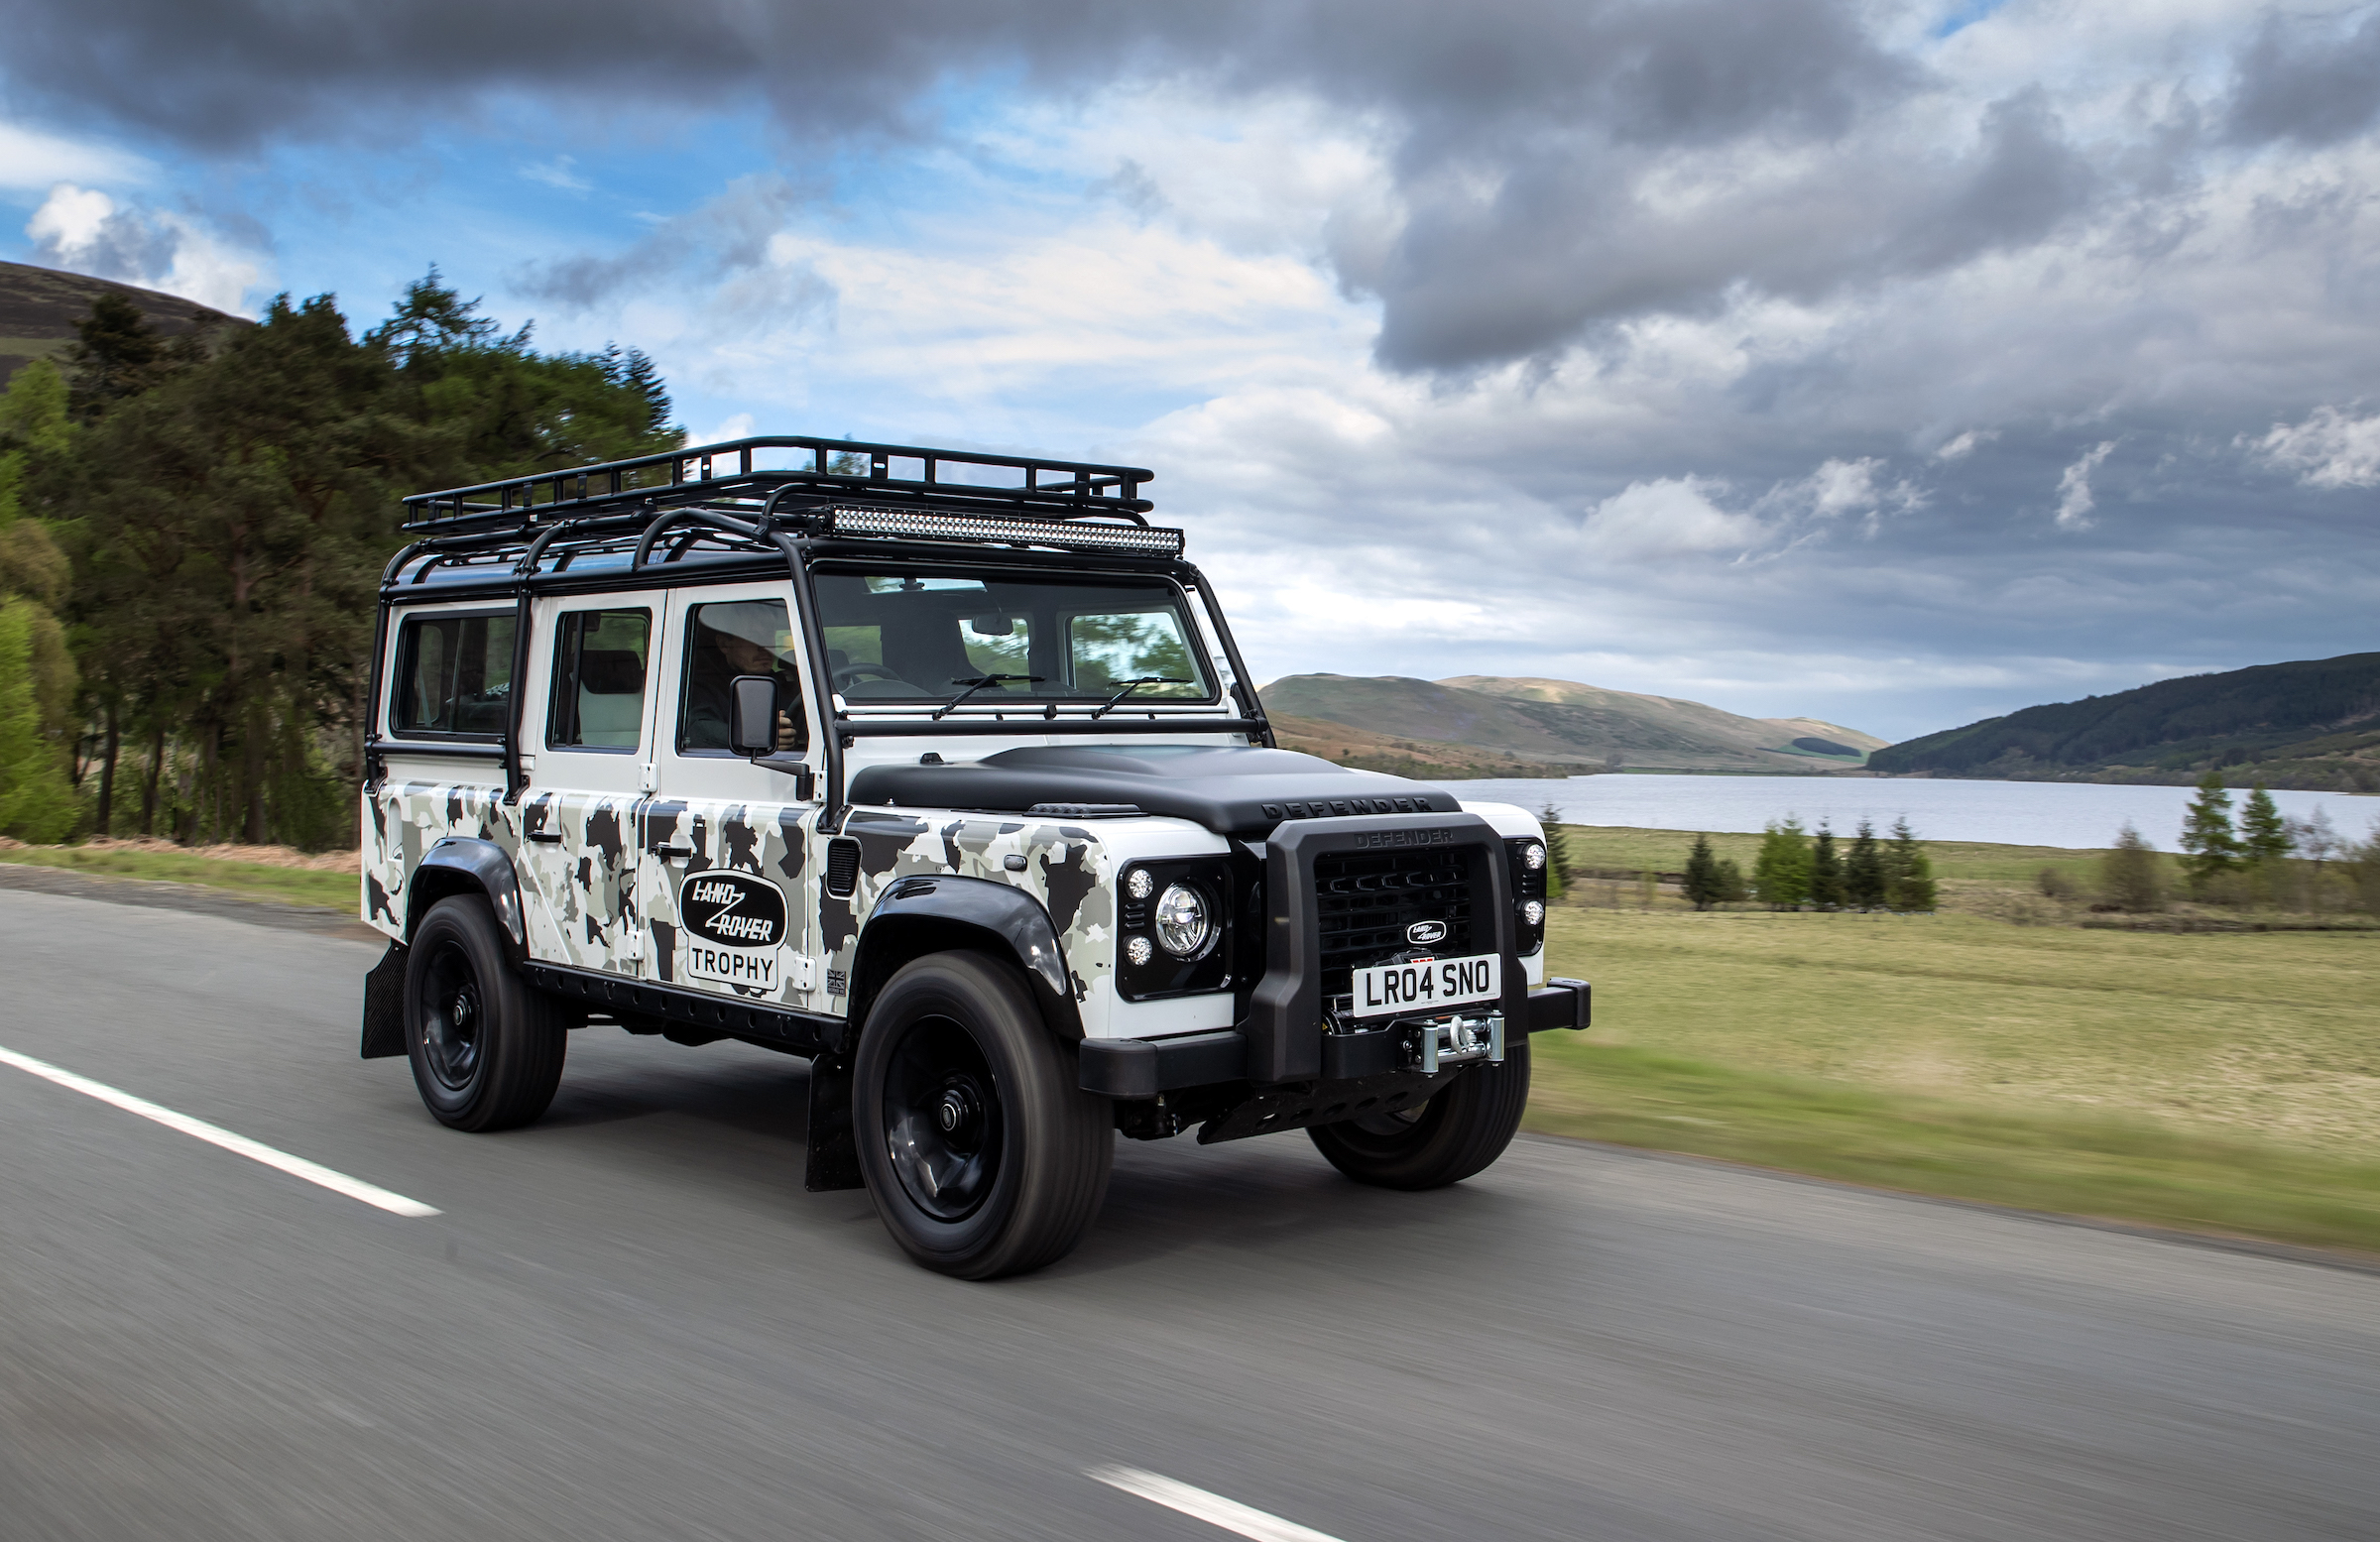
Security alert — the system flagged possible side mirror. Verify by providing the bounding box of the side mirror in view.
[729,675,778,756]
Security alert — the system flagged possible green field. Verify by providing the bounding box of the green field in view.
[0,844,358,911]
[1530,824,2380,1254]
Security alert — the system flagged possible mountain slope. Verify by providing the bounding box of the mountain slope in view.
[1867,652,2380,791]
[1260,674,1885,773]
[1,260,245,389]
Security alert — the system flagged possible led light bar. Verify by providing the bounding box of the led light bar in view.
[825,506,1184,556]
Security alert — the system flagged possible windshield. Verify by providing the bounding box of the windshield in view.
[813,566,1215,705]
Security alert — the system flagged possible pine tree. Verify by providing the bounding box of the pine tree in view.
[2239,783,2289,865]
[1716,857,1748,903]
[1683,832,1725,910]
[1883,816,1937,911]
[1538,802,1574,897]
[1844,818,1886,909]
[1809,823,1844,909]
[64,293,165,416]
[1752,816,1812,908]
[2179,771,2241,893]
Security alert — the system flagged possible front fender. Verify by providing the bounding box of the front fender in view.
[852,874,1082,1039]
[409,836,527,954]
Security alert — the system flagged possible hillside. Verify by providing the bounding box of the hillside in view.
[1260,674,1887,773]
[1267,713,1577,779]
[1867,652,2380,791]
[1,260,245,388]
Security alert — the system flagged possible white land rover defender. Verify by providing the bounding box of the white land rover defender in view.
[360,436,1589,1277]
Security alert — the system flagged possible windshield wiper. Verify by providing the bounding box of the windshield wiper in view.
[1090,675,1191,719]
[934,674,1044,719]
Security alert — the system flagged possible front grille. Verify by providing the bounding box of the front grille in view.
[1313,849,1482,1000]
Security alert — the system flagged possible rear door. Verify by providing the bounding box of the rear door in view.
[516,594,663,975]
[637,582,826,1006]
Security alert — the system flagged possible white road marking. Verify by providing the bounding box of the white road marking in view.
[0,1045,439,1218]
[1088,1467,1348,1542]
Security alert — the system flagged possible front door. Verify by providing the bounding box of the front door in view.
[637,582,827,1009]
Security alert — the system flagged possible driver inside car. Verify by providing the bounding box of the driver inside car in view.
[682,600,804,752]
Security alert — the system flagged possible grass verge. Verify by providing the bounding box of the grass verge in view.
[1524,1039,2380,1258]
[0,844,358,911]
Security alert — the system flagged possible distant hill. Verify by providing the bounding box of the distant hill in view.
[1,260,246,389]
[1268,712,1578,780]
[1868,652,2380,792]
[1260,674,1887,773]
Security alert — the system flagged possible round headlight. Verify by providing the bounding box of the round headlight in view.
[1521,841,1546,872]
[1126,869,1155,901]
[1522,899,1546,925]
[1124,935,1155,967]
[1153,882,1212,958]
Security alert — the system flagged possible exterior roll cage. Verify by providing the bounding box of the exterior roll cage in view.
[367,437,1275,826]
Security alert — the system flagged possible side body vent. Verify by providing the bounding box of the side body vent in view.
[825,838,862,897]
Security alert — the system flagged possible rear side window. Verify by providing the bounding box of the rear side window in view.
[547,608,652,751]
[392,611,516,739]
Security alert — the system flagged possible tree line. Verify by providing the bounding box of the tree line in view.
[0,276,680,848]
[1699,816,1940,911]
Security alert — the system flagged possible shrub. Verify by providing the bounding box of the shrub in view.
[2037,867,2083,901]
[2098,823,2166,912]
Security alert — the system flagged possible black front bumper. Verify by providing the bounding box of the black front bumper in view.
[1078,978,1590,1099]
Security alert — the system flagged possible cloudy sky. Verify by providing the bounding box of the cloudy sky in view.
[3,0,2377,740]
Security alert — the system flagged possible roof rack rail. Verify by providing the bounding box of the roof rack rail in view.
[401,434,1154,534]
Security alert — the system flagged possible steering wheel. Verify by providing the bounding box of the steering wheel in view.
[834,662,907,689]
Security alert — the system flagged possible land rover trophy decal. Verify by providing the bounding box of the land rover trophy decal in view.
[676,871,788,991]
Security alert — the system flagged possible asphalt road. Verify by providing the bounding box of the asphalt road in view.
[4,886,2378,1542]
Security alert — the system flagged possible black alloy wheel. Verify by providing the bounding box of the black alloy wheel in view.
[1309,1035,1531,1190]
[853,952,1113,1279]
[403,894,567,1132]
[882,1013,1005,1222]
[416,941,485,1092]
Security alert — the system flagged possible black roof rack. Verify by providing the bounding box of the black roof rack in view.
[401,434,1154,534]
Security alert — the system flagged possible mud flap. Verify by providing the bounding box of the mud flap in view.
[804,1052,864,1191]
[361,943,408,1059]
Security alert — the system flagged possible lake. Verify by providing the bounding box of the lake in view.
[1432,774,2380,851]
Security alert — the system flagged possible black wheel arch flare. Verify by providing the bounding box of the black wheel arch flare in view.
[849,875,1083,1042]
[407,837,529,959]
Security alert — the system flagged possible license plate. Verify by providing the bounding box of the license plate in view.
[1350,953,1500,1020]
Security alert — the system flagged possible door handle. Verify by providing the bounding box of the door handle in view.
[526,830,563,844]
[651,843,693,860]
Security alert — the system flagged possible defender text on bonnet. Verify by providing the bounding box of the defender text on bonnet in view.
[361,436,1589,1277]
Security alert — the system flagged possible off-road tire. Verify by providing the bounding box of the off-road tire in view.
[1309,1036,1530,1190]
[853,951,1113,1279]
[404,894,566,1132]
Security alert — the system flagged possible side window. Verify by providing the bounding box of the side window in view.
[392,611,516,739]
[678,599,808,754]
[547,608,652,751]
[1066,610,1204,697]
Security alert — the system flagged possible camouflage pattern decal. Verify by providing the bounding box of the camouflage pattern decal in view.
[364,782,1123,1019]
[363,778,645,976]
[640,797,815,1000]
[820,807,1115,1009]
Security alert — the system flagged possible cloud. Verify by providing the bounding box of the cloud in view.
[1934,429,1996,461]
[0,120,150,192]
[25,182,264,313]
[1578,476,1761,560]
[2226,9,2380,148]
[519,155,591,193]
[513,174,811,309]
[2054,439,2116,530]
[2250,407,2380,489]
